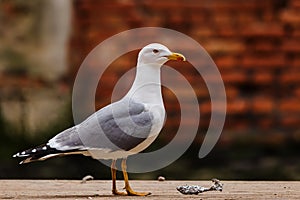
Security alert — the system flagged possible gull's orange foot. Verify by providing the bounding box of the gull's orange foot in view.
[112,189,127,196]
[125,187,151,196]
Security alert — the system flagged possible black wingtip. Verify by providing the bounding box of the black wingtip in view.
[13,144,53,163]
[13,144,85,164]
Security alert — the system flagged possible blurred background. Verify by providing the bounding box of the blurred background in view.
[0,0,299,180]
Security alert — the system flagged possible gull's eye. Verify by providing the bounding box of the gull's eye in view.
[152,49,159,54]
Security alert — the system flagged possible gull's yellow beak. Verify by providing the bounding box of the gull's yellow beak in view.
[167,52,186,61]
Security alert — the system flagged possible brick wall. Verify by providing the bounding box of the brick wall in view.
[70,0,300,144]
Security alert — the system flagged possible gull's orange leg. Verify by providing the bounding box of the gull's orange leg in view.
[111,160,127,195]
[121,158,151,196]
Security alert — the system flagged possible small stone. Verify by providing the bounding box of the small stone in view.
[158,176,165,181]
[81,175,94,183]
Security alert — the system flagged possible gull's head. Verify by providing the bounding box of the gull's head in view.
[137,43,186,66]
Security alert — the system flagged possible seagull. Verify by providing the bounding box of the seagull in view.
[13,43,186,196]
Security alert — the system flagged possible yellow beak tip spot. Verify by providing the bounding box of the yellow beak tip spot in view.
[168,53,186,62]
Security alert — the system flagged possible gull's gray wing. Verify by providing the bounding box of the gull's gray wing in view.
[48,99,154,152]
[14,99,154,163]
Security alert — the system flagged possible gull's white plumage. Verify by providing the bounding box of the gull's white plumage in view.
[13,43,185,163]
[13,43,186,196]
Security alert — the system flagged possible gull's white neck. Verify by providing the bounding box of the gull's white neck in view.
[125,63,163,105]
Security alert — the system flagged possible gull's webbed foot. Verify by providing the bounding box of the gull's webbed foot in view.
[112,189,127,196]
[125,186,151,196]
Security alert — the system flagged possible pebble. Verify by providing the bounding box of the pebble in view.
[81,175,94,183]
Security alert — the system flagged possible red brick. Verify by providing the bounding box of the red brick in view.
[241,54,285,69]
[192,28,215,39]
[252,71,274,85]
[251,96,274,114]
[279,98,300,113]
[213,12,234,25]
[258,118,274,130]
[199,101,227,116]
[215,56,238,69]
[225,86,239,99]
[188,12,207,24]
[280,9,300,24]
[222,71,247,84]
[282,39,300,52]
[293,29,300,37]
[142,0,185,10]
[226,99,249,115]
[280,70,300,84]
[240,23,284,37]
[290,57,300,68]
[294,87,300,98]
[291,0,300,8]
[280,114,300,127]
[199,102,211,115]
[236,13,257,24]
[143,15,163,27]
[225,118,249,131]
[250,40,278,52]
[217,27,238,37]
[207,0,271,11]
[202,39,245,54]
[194,87,209,98]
